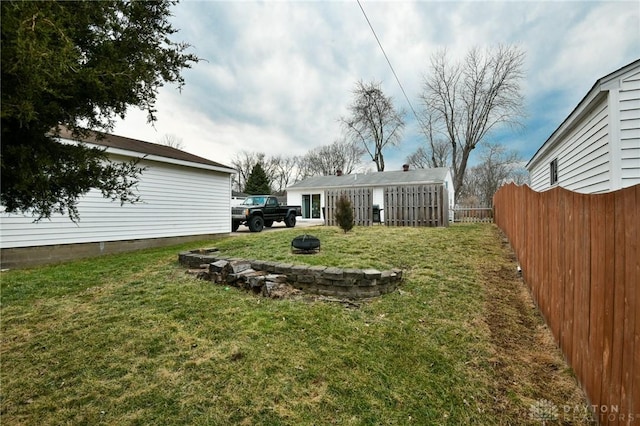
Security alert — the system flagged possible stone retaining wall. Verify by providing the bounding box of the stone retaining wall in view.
[178,248,402,299]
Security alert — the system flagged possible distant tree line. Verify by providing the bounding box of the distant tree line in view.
[230,138,369,194]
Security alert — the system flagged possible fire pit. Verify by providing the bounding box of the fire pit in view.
[291,234,321,254]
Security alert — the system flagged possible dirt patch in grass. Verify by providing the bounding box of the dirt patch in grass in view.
[482,230,594,425]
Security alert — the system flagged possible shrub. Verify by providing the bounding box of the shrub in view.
[335,195,354,233]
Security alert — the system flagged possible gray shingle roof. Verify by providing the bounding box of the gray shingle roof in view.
[288,167,450,190]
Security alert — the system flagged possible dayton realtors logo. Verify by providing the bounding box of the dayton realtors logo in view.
[529,399,638,424]
[529,399,559,424]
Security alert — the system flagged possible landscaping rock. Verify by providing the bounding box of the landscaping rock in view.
[179,249,403,300]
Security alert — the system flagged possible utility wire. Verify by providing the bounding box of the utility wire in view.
[356,0,424,127]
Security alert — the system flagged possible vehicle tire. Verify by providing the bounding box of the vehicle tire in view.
[284,213,296,228]
[231,221,240,232]
[248,215,264,232]
[264,220,274,228]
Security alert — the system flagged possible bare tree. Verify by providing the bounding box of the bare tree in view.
[269,155,300,193]
[408,111,453,169]
[299,138,366,178]
[405,146,431,169]
[459,142,527,206]
[341,80,405,171]
[406,135,451,169]
[421,45,525,198]
[231,151,266,193]
[157,134,185,150]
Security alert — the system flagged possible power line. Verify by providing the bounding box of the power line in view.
[356,0,423,127]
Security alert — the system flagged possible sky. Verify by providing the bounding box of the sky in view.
[113,0,640,172]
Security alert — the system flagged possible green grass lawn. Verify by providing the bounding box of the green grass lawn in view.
[0,224,586,425]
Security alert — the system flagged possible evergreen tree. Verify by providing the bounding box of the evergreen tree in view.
[1,0,199,220]
[244,163,271,195]
[335,195,354,233]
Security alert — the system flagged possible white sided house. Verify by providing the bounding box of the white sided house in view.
[287,166,454,226]
[527,59,640,193]
[0,129,236,268]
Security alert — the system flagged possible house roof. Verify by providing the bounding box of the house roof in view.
[287,167,451,190]
[526,58,640,170]
[55,126,235,173]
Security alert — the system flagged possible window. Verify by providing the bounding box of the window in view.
[302,194,321,219]
[550,158,558,186]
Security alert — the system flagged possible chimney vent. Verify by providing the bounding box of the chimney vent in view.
[402,164,410,172]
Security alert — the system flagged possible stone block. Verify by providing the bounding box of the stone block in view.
[391,268,403,280]
[229,260,252,274]
[274,263,294,274]
[358,278,377,287]
[249,275,266,288]
[343,268,364,280]
[362,288,382,298]
[201,255,219,264]
[316,277,338,286]
[261,261,278,273]
[317,288,336,296]
[178,251,191,265]
[295,274,316,284]
[362,269,382,280]
[308,265,327,279]
[380,270,394,285]
[209,260,229,273]
[379,284,397,295]
[288,265,309,282]
[251,260,266,271]
[237,268,257,277]
[291,265,309,273]
[323,267,344,279]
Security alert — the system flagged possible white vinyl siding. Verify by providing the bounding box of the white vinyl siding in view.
[619,71,640,187]
[0,156,231,248]
[528,61,640,194]
[530,99,610,193]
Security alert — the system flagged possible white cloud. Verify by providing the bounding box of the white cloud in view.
[113,0,640,171]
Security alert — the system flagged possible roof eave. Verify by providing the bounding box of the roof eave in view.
[72,139,237,174]
[288,180,445,191]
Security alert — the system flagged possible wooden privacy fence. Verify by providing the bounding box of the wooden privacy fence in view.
[383,185,448,227]
[324,188,374,226]
[453,206,494,223]
[494,183,639,425]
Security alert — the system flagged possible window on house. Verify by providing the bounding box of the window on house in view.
[550,158,558,186]
[301,194,321,219]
